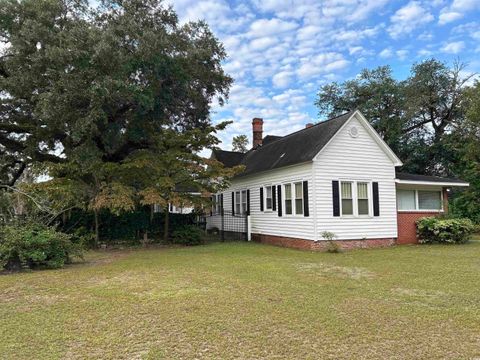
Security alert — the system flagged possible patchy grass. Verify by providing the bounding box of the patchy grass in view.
[1,237,480,359]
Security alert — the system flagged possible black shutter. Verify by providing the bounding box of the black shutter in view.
[373,182,380,216]
[272,185,277,211]
[277,185,282,217]
[210,196,213,216]
[303,181,309,217]
[247,190,250,215]
[231,192,235,216]
[260,187,264,212]
[220,194,224,215]
[332,181,340,217]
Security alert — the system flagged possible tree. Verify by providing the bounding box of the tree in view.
[315,59,473,175]
[0,0,234,242]
[232,135,249,153]
[0,0,232,183]
[446,81,480,223]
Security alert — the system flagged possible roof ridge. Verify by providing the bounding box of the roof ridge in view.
[253,110,354,152]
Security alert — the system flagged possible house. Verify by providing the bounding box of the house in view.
[206,110,469,250]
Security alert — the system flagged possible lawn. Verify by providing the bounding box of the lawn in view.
[1,237,480,359]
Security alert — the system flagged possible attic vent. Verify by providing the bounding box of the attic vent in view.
[349,126,359,138]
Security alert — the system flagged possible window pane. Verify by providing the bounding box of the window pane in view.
[295,182,303,198]
[285,184,291,199]
[358,199,369,215]
[357,182,368,199]
[397,190,416,210]
[241,190,247,214]
[342,199,353,215]
[418,191,441,210]
[341,182,352,198]
[285,200,292,214]
[295,199,303,214]
[265,186,272,209]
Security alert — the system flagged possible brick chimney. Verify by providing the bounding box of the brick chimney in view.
[252,118,263,147]
[305,123,314,128]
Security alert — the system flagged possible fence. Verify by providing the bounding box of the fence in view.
[206,210,249,241]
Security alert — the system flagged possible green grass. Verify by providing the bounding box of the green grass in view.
[1,237,480,359]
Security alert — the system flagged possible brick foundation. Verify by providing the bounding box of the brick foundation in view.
[251,233,396,251]
[397,211,442,245]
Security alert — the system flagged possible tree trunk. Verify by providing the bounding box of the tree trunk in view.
[163,205,169,242]
[94,208,99,247]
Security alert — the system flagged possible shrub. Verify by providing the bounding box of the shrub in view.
[0,223,83,271]
[319,231,342,253]
[416,217,475,244]
[171,225,204,246]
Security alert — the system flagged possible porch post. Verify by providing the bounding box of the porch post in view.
[442,187,449,214]
[247,215,251,241]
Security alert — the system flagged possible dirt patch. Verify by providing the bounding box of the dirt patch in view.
[296,263,376,279]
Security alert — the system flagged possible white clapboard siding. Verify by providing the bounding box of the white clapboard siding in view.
[312,114,398,240]
[216,163,316,240]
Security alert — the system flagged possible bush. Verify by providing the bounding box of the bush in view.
[416,217,475,244]
[171,225,204,246]
[0,223,83,271]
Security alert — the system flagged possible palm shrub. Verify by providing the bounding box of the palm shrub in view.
[0,223,83,271]
[416,217,475,244]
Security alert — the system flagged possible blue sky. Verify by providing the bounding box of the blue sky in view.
[168,0,480,150]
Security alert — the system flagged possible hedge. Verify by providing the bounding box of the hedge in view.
[416,217,475,244]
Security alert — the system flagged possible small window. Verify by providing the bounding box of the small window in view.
[397,189,416,210]
[284,184,292,215]
[295,182,303,215]
[215,195,221,214]
[357,182,369,215]
[341,182,353,215]
[265,186,272,210]
[418,191,442,210]
[241,190,247,214]
[235,191,241,215]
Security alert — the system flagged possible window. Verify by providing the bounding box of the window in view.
[265,186,272,210]
[418,191,441,210]
[284,184,292,215]
[396,189,442,211]
[215,195,221,214]
[235,191,241,215]
[241,190,247,214]
[341,182,353,215]
[357,182,369,215]
[397,190,415,210]
[295,182,303,215]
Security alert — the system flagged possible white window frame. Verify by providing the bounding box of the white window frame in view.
[339,180,373,218]
[397,189,444,212]
[264,185,273,211]
[234,189,248,215]
[282,181,305,217]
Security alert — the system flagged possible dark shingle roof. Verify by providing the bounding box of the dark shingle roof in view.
[396,172,469,185]
[213,111,354,177]
[262,135,283,146]
[211,149,245,168]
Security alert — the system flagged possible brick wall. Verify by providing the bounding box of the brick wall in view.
[251,233,395,251]
[397,212,441,244]
[396,187,448,245]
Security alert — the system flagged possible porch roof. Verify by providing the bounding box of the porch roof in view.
[395,172,469,187]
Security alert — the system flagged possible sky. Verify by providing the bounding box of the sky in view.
[167,0,480,151]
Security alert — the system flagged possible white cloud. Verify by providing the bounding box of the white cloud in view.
[272,71,294,88]
[388,1,434,38]
[396,49,409,60]
[249,18,298,37]
[441,41,465,53]
[379,47,393,58]
[297,52,350,78]
[249,37,278,50]
[439,0,480,25]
